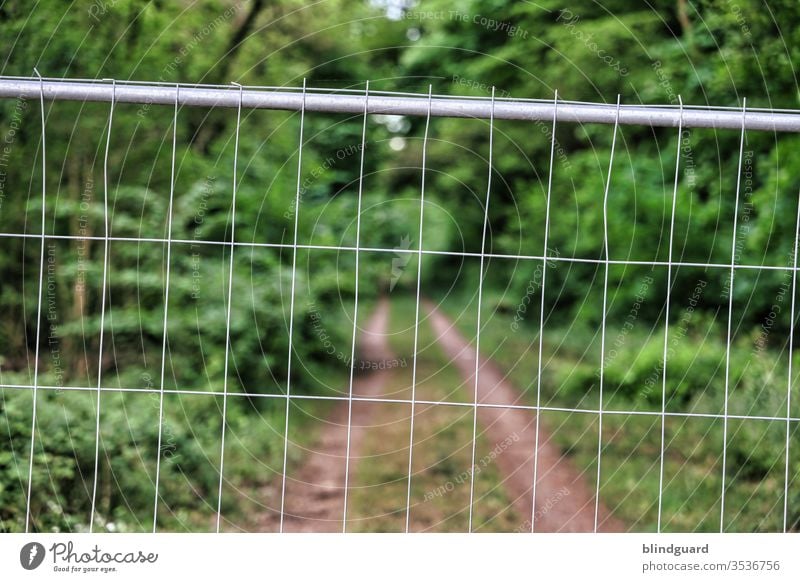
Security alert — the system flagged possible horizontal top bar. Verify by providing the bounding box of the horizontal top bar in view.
[2,77,800,132]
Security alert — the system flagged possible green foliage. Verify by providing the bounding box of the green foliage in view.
[2,0,800,531]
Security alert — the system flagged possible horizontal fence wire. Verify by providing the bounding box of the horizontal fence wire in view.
[2,74,799,534]
[1,382,798,423]
[0,232,798,273]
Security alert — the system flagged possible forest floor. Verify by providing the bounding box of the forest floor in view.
[255,297,394,532]
[255,296,623,532]
[423,299,621,532]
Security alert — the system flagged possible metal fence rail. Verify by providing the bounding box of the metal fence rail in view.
[3,76,800,131]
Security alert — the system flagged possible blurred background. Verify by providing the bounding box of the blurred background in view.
[1,0,800,532]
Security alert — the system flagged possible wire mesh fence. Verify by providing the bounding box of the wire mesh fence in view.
[1,75,800,534]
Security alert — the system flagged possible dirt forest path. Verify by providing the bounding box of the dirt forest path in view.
[255,297,622,532]
[256,297,394,532]
[424,300,623,532]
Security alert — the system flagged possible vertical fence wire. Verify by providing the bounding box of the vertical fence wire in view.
[467,87,496,532]
[594,95,622,532]
[404,85,433,533]
[657,96,684,532]
[89,79,115,532]
[215,83,244,532]
[720,98,748,533]
[342,80,370,532]
[153,84,180,532]
[783,189,800,532]
[531,89,558,533]
[279,79,307,533]
[24,69,46,533]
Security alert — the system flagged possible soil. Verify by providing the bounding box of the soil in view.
[424,300,623,532]
[255,297,623,532]
[256,297,394,532]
